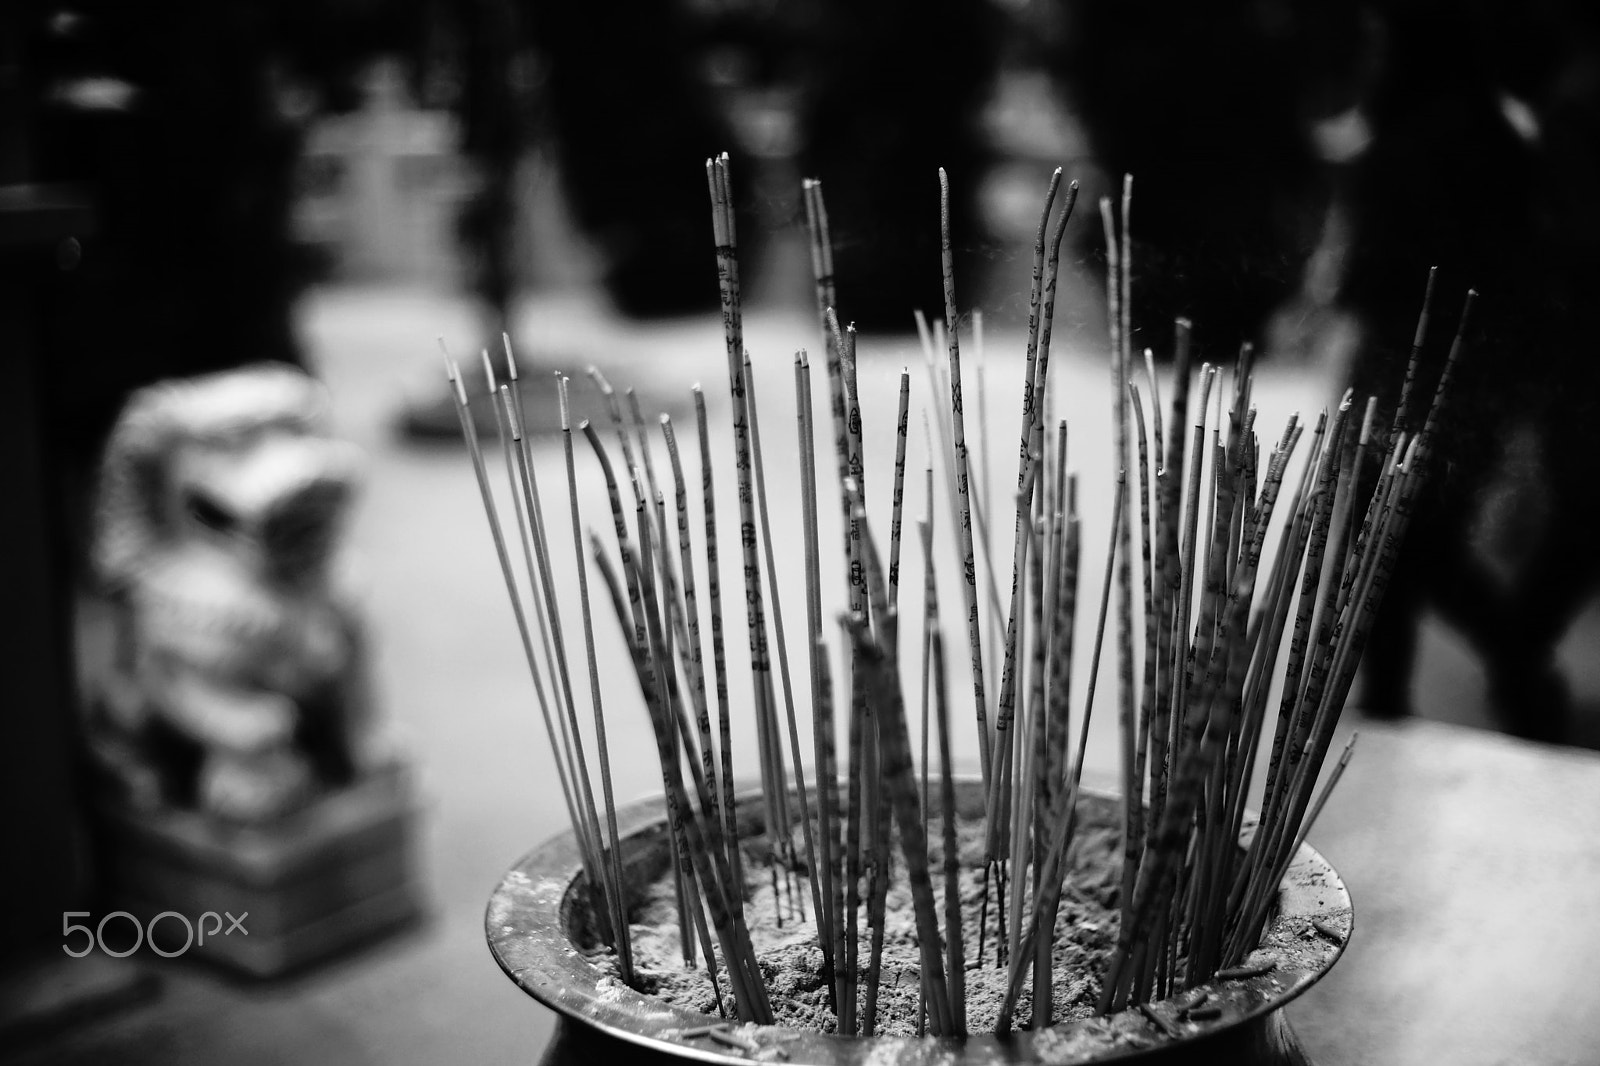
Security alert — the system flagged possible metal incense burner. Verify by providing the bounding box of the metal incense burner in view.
[488,781,1348,1065]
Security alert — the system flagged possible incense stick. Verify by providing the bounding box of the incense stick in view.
[560,377,633,983]
[448,160,1462,1037]
[794,351,839,996]
[938,169,992,798]
[986,173,1077,868]
[690,387,745,894]
[1100,193,1141,952]
[446,357,600,907]
[744,352,824,937]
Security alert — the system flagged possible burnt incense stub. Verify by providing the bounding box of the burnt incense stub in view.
[487,785,1348,1065]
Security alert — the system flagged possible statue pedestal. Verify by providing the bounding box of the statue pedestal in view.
[96,761,423,978]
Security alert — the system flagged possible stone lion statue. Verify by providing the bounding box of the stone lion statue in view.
[88,364,389,822]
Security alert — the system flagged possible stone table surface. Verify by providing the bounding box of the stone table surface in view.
[12,716,1596,1066]
[1290,718,1600,1066]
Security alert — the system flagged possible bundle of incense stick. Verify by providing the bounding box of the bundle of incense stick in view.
[448,154,1470,1036]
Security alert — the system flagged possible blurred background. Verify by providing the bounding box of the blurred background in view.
[4,0,1600,1063]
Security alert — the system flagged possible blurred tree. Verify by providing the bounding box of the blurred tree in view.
[526,0,750,320]
[22,0,1007,455]
[1336,0,1600,740]
[21,0,454,466]
[1046,0,1357,362]
[790,0,1002,330]
[446,0,524,344]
